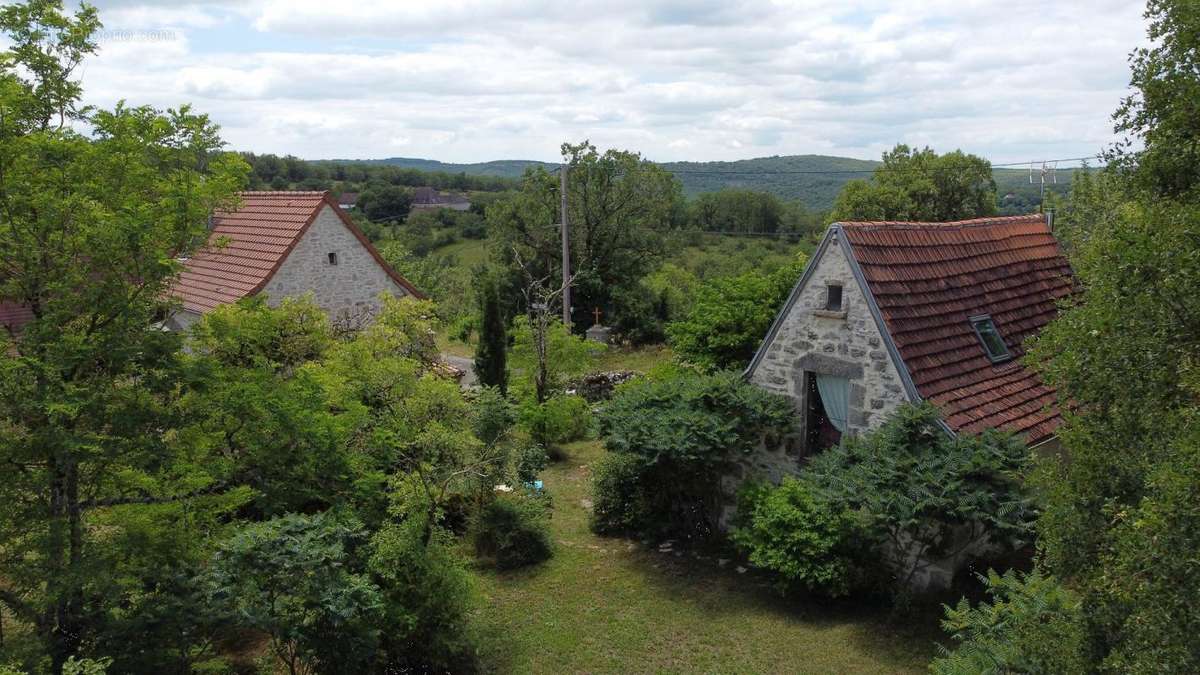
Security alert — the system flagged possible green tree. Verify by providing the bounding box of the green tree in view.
[488,140,683,331]
[831,144,996,222]
[689,188,787,234]
[509,315,602,404]
[474,274,508,393]
[991,3,1200,670]
[1111,0,1200,198]
[359,184,412,224]
[666,254,805,371]
[0,3,247,670]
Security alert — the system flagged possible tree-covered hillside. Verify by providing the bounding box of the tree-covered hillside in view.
[328,154,1081,212]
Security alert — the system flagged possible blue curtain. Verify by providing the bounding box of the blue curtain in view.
[815,374,849,433]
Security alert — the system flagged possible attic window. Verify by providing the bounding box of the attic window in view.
[970,315,1012,363]
[328,252,338,266]
[825,284,843,311]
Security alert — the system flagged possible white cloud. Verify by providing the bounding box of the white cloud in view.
[70,0,1149,163]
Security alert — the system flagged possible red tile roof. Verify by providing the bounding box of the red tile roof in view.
[172,191,421,314]
[840,214,1075,445]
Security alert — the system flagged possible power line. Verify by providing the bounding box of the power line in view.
[662,155,1104,175]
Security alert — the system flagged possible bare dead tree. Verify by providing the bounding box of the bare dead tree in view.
[512,246,576,404]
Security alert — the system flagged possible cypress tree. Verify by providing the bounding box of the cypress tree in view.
[474,277,508,393]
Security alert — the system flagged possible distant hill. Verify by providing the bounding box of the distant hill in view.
[330,154,1078,213]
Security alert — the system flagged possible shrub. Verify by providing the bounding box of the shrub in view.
[805,403,1036,593]
[732,479,873,598]
[595,371,794,539]
[931,570,1087,675]
[518,394,593,446]
[471,492,553,570]
[368,517,476,672]
[204,512,383,675]
[590,452,651,536]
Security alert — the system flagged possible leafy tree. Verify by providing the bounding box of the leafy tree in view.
[474,274,508,393]
[509,315,602,404]
[666,254,805,371]
[205,512,384,675]
[488,140,683,331]
[804,403,1035,592]
[991,4,1200,670]
[358,185,412,223]
[0,3,247,670]
[831,144,996,222]
[690,188,787,233]
[1111,0,1200,198]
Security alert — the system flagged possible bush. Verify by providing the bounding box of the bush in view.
[471,492,553,570]
[595,371,794,540]
[518,394,592,446]
[732,479,873,598]
[805,403,1036,593]
[368,518,476,672]
[205,512,383,675]
[590,452,651,536]
[931,570,1087,675]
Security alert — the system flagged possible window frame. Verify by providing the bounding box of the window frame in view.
[968,314,1012,363]
[824,283,844,312]
[327,251,339,266]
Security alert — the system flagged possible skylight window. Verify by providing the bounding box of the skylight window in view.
[969,315,1012,363]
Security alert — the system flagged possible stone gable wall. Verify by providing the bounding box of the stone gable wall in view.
[261,205,409,322]
[743,233,913,482]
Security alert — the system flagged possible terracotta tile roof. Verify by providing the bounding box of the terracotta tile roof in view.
[411,186,469,206]
[172,191,421,314]
[0,301,34,335]
[840,214,1075,445]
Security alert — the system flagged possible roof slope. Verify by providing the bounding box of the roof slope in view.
[840,214,1074,444]
[173,191,421,314]
[0,301,34,335]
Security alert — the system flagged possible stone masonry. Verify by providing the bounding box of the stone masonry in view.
[261,205,410,322]
[743,231,913,482]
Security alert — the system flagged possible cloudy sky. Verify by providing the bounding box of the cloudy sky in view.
[74,0,1148,164]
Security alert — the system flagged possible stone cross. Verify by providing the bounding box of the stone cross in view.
[592,307,603,326]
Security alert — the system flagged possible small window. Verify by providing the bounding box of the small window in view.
[825,284,843,311]
[970,315,1012,363]
[328,252,338,266]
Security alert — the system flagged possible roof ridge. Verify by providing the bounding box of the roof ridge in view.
[838,214,1046,229]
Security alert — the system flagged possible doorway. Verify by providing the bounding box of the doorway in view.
[804,371,847,453]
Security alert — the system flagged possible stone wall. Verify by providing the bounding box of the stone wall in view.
[745,232,912,478]
[261,205,409,322]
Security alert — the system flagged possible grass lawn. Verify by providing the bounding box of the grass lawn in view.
[596,343,674,373]
[469,440,943,674]
[437,237,491,268]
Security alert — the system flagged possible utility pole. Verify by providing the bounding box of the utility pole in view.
[560,163,571,326]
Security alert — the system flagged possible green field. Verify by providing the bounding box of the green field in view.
[469,440,942,673]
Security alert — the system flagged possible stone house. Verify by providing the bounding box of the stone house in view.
[410,186,471,212]
[743,214,1075,480]
[167,191,422,332]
